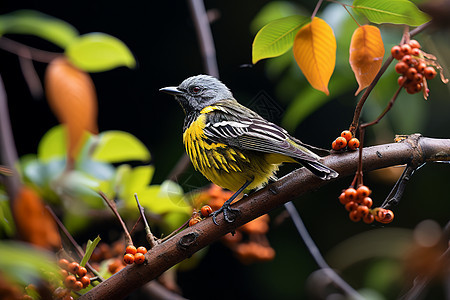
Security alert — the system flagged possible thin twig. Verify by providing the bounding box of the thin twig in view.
[99,191,133,246]
[284,201,364,300]
[0,36,62,63]
[18,48,43,99]
[46,206,104,282]
[134,193,157,249]
[311,0,324,20]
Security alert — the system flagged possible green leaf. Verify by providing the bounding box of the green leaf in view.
[37,125,67,162]
[252,15,309,64]
[92,131,151,163]
[65,33,136,72]
[352,0,430,26]
[0,192,15,237]
[137,181,190,215]
[250,1,305,34]
[0,10,79,48]
[80,236,101,267]
[119,165,155,204]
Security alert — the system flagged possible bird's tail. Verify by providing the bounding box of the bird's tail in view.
[301,160,338,180]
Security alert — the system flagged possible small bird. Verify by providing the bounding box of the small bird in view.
[160,75,338,224]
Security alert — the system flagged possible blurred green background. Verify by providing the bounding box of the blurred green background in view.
[1,0,449,299]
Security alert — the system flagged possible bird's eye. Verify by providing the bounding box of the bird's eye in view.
[191,86,201,94]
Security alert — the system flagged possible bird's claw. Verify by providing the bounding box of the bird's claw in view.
[212,204,240,225]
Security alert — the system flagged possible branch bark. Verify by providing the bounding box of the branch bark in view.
[80,135,450,300]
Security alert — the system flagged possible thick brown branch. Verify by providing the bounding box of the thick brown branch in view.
[80,135,450,300]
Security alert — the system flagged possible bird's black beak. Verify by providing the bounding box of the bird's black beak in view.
[159,86,184,96]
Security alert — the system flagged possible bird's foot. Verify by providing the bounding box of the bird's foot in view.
[212,204,240,225]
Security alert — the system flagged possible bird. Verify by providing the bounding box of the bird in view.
[160,75,338,225]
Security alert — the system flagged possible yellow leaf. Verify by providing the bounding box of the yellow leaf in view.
[293,17,336,95]
[349,25,385,95]
[45,57,98,161]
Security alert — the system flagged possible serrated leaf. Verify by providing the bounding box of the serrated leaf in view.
[45,57,98,160]
[0,10,78,48]
[293,17,336,95]
[92,131,151,163]
[66,33,136,72]
[253,15,309,64]
[349,25,385,95]
[353,0,430,26]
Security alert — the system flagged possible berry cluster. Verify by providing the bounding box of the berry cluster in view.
[57,259,90,298]
[123,245,147,265]
[189,205,213,226]
[339,185,394,224]
[332,130,360,151]
[391,40,437,95]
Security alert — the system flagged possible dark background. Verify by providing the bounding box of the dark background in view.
[1,1,449,299]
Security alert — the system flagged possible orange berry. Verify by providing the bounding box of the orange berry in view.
[379,209,394,224]
[134,252,146,264]
[362,197,373,208]
[68,262,80,274]
[123,253,135,265]
[338,192,348,205]
[374,208,386,222]
[125,245,137,255]
[60,269,69,278]
[400,44,412,55]
[80,276,90,288]
[189,217,200,226]
[402,55,412,65]
[395,62,408,74]
[72,280,83,291]
[391,45,403,60]
[76,266,87,278]
[200,205,213,217]
[357,205,369,216]
[356,185,371,199]
[345,201,358,212]
[347,138,360,150]
[331,140,338,151]
[416,62,427,74]
[137,246,147,254]
[397,76,407,86]
[58,258,70,270]
[108,259,122,274]
[406,82,422,94]
[411,48,420,57]
[412,73,423,84]
[349,210,361,222]
[409,39,421,49]
[405,67,418,80]
[64,275,76,288]
[335,137,347,149]
[340,130,352,141]
[363,213,374,224]
[424,67,437,80]
[344,187,357,201]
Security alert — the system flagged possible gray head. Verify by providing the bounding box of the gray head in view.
[160,75,234,114]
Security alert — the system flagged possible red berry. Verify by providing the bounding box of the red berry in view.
[402,55,412,65]
[200,205,213,217]
[356,185,371,199]
[357,205,369,216]
[64,275,76,288]
[391,45,403,60]
[409,39,421,49]
[362,197,373,208]
[363,213,374,224]
[412,73,423,84]
[137,246,147,254]
[406,82,422,94]
[58,258,70,270]
[80,276,91,288]
[405,67,418,80]
[347,138,360,150]
[424,67,437,80]
[76,266,87,278]
[340,130,352,141]
[338,192,348,205]
[125,245,137,255]
[123,253,135,264]
[134,252,145,264]
[397,76,407,86]
[416,62,427,74]
[344,188,357,201]
[68,262,80,274]
[189,217,200,226]
[72,281,83,291]
[349,210,361,222]
[400,44,412,55]
[335,137,347,149]
[395,62,408,74]
[411,48,420,57]
[345,201,358,212]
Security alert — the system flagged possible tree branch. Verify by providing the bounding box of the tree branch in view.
[80,135,450,300]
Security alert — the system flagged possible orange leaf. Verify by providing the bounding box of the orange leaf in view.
[13,186,61,250]
[349,25,385,95]
[293,17,336,95]
[45,57,98,161]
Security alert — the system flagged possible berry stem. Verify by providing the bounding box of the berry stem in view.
[311,0,323,20]
[134,193,158,249]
